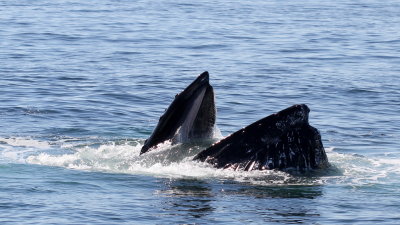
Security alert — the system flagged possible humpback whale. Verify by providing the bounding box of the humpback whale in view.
[194,104,329,171]
[140,71,216,155]
[141,72,329,171]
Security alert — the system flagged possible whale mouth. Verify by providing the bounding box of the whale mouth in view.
[140,71,216,155]
[172,85,207,143]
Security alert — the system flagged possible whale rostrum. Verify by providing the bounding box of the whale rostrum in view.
[194,104,330,171]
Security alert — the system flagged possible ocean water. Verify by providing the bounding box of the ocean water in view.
[1,0,400,224]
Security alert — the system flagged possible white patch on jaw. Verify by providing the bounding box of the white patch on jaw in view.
[174,87,207,143]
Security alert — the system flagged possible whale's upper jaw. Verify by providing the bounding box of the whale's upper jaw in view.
[194,104,329,171]
[140,71,216,155]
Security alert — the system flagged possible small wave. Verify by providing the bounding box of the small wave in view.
[0,137,53,163]
[0,137,50,149]
[326,149,400,185]
[347,88,380,94]
[1,107,60,115]
[176,44,229,50]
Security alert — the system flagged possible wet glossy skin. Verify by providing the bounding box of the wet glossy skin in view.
[194,104,329,171]
[141,72,216,155]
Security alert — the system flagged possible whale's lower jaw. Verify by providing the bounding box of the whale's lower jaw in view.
[140,71,216,155]
[194,104,329,171]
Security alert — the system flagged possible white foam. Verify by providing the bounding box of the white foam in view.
[2,136,399,186]
[21,138,298,185]
[326,149,400,185]
[325,147,335,152]
[0,137,50,149]
[212,125,224,139]
[0,137,53,163]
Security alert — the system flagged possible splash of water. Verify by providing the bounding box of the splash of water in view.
[1,136,399,186]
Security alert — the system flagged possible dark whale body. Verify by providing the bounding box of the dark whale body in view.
[194,104,329,171]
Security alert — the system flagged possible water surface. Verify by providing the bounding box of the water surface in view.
[1,0,400,224]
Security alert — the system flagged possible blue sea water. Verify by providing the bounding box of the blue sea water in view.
[1,0,400,224]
